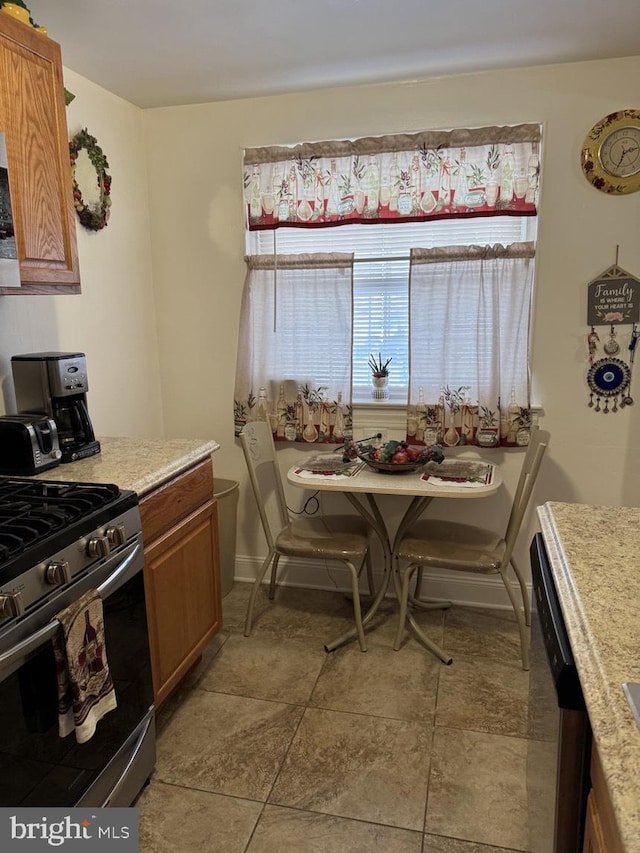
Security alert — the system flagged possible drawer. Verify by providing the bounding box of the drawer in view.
[139,459,213,544]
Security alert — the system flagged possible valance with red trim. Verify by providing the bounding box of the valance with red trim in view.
[244,124,541,231]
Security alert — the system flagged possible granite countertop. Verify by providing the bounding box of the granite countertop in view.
[537,501,640,853]
[32,436,220,496]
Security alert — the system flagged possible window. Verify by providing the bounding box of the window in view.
[235,124,541,447]
[247,215,532,399]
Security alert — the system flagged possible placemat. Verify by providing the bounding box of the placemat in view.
[422,460,494,487]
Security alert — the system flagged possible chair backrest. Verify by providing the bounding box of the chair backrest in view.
[502,428,550,563]
[240,421,290,549]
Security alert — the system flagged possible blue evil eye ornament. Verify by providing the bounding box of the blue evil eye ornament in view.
[587,357,631,412]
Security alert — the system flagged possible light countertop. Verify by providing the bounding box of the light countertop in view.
[537,501,640,853]
[32,436,220,496]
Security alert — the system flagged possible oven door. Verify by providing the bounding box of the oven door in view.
[0,538,155,807]
[527,533,591,853]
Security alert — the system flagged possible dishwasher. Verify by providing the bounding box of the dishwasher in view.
[527,533,591,853]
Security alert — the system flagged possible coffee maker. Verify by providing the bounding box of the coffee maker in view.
[11,352,101,463]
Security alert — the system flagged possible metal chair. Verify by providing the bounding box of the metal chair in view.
[240,421,374,652]
[393,428,550,670]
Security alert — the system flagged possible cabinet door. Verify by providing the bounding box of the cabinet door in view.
[583,791,606,853]
[144,499,222,707]
[583,745,625,853]
[0,16,79,293]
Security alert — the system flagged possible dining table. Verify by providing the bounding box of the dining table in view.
[287,454,502,654]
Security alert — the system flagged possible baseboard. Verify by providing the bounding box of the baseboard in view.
[233,554,528,611]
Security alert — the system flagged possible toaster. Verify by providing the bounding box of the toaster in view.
[0,414,62,475]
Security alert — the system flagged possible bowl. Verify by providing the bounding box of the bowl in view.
[357,451,425,474]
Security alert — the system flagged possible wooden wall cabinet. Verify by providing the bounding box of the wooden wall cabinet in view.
[0,14,80,294]
[140,460,222,707]
[583,743,625,853]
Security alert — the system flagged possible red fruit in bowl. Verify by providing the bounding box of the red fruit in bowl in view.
[405,445,421,461]
[391,450,409,464]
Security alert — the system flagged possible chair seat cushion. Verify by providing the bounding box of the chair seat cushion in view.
[277,516,369,561]
[396,520,505,573]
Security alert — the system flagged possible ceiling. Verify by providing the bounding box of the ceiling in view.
[27,0,640,109]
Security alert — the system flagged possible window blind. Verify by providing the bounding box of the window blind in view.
[247,216,531,394]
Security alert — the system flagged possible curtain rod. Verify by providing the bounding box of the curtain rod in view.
[352,255,411,263]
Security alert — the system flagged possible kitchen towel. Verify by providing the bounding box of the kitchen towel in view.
[52,588,117,744]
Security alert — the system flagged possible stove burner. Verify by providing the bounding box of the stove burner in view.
[0,480,120,506]
[0,478,133,576]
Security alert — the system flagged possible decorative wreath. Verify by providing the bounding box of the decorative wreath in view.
[69,128,112,231]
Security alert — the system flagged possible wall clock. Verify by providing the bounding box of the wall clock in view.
[580,109,640,195]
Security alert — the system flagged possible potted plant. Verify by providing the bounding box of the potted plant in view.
[369,353,391,400]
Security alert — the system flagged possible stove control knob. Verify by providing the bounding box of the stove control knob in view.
[0,590,25,619]
[45,560,72,586]
[87,535,111,558]
[106,524,127,548]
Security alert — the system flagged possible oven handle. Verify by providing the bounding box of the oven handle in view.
[101,710,154,807]
[0,543,142,678]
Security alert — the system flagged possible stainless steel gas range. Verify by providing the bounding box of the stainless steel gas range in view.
[0,477,155,807]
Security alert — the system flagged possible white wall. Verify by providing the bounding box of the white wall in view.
[0,68,164,438]
[143,56,640,601]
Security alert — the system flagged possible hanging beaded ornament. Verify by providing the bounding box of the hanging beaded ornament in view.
[586,357,631,413]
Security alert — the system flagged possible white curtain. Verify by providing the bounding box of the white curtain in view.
[407,242,535,447]
[234,253,354,443]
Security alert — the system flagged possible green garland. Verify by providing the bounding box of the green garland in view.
[69,128,112,231]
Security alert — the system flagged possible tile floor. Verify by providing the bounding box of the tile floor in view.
[136,583,555,853]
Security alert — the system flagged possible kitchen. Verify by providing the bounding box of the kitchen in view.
[0,1,638,851]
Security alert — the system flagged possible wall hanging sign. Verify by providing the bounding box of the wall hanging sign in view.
[586,263,640,326]
[585,250,640,412]
[69,128,112,232]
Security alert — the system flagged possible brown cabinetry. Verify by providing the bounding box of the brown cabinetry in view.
[140,460,222,707]
[0,14,79,294]
[583,743,625,853]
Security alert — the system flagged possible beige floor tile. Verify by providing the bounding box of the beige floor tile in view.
[310,642,439,721]
[221,582,254,631]
[425,727,534,851]
[148,587,550,853]
[364,595,447,652]
[443,606,524,663]
[268,706,431,830]
[435,655,530,737]
[247,804,423,852]
[200,633,327,704]
[154,689,303,800]
[224,580,447,654]
[241,584,366,647]
[423,834,522,852]
[155,631,230,734]
[138,780,262,853]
